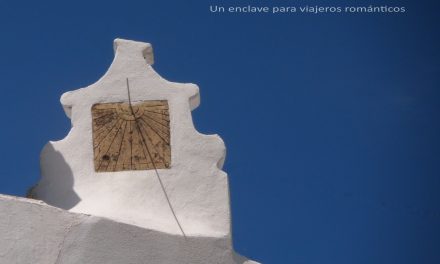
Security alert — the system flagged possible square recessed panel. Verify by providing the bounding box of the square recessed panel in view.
[91,100,171,172]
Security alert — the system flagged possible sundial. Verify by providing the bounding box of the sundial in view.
[92,81,171,172]
[32,39,231,238]
[22,37,259,264]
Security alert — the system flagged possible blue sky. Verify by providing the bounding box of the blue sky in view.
[0,0,439,263]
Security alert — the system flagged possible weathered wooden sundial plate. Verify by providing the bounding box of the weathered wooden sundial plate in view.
[92,100,171,172]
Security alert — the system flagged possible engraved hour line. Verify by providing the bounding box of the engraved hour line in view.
[142,103,168,108]
[142,112,170,123]
[97,119,126,170]
[126,111,168,167]
[93,120,124,161]
[141,113,169,129]
[107,120,128,171]
[129,121,133,169]
[142,111,170,123]
[93,119,120,146]
[139,115,170,135]
[138,121,169,166]
[114,121,129,171]
[96,119,125,169]
[139,116,170,137]
[137,118,169,165]
[128,102,152,168]
[133,122,154,168]
[132,121,152,168]
[142,111,169,125]
[139,120,169,143]
[126,78,135,170]
[93,114,120,136]
[94,118,123,151]
[93,112,118,132]
[138,118,170,145]
[126,78,186,239]
[142,109,170,116]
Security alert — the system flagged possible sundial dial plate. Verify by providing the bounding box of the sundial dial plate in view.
[91,100,171,172]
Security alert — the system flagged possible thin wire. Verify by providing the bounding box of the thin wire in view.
[126,78,135,115]
[126,78,187,239]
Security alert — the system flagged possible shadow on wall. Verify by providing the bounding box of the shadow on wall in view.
[27,143,80,210]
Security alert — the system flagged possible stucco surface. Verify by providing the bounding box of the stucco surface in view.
[0,194,259,264]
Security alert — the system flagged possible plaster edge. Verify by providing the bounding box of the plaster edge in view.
[0,194,261,263]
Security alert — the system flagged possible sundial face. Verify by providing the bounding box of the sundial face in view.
[91,100,171,172]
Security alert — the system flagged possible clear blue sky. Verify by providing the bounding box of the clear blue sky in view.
[0,1,439,263]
